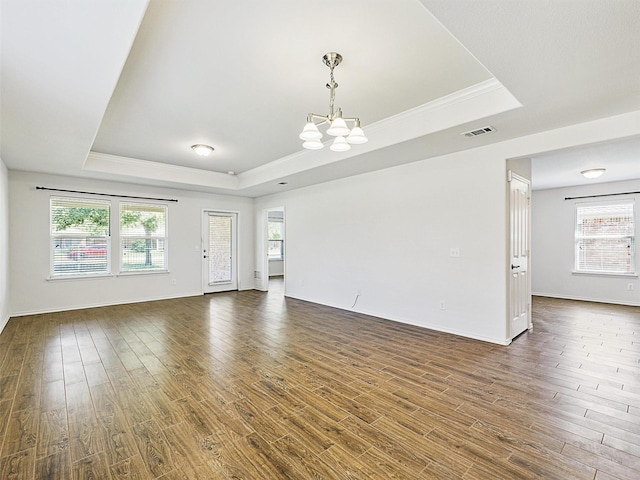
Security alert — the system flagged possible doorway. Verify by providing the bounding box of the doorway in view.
[202,211,238,293]
[264,207,285,294]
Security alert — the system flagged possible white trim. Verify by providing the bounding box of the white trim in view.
[0,315,10,336]
[85,152,239,189]
[284,293,511,346]
[532,292,640,307]
[117,270,169,277]
[571,271,637,278]
[201,209,239,294]
[47,273,113,281]
[9,293,203,318]
[84,79,520,193]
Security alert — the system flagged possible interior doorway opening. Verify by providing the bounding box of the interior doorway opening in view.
[264,207,285,295]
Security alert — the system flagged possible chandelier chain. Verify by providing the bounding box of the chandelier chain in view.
[328,64,337,119]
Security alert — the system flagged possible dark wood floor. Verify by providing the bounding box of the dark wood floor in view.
[1,281,640,479]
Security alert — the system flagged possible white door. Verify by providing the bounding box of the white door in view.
[203,212,237,293]
[509,172,531,339]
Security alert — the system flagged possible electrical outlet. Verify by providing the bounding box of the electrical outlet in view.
[628,283,634,291]
[449,247,460,257]
[357,289,362,296]
[439,300,446,310]
[171,278,177,285]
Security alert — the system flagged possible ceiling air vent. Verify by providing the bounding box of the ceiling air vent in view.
[462,126,496,138]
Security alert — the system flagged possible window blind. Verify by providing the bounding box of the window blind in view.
[575,201,635,274]
[50,197,111,276]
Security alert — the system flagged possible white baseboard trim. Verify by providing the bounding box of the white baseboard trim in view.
[9,293,203,318]
[284,293,511,346]
[532,292,640,307]
[0,314,10,336]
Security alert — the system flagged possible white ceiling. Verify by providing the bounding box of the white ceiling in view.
[532,135,640,191]
[1,0,639,197]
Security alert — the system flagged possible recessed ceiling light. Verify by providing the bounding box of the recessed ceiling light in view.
[581,168,606,179]
[227,171,236,175]
[191,144,214,156]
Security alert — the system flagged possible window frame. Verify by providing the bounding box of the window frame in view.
[574,199,636,276]
[119,202,169,274]
[50,196,112,279]
[267,219,284,261]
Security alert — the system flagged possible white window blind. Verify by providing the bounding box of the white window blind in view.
[120,203,168,272]
[50,197,111,276]
[575,201,635,274]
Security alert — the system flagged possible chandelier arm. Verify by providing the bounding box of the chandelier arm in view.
[340,117,361,125]
[307,113,330,125]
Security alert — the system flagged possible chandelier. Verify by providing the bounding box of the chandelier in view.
[299,52,368,152]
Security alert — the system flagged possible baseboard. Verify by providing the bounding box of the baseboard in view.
[9,292,203,318]
[0,314,9,336]
[284,293,511,346]
[532,292,640,307]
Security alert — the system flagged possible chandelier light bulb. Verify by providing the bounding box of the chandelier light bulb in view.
[302,139,324,150]
[299,122,322,141]
[330,136,351,152]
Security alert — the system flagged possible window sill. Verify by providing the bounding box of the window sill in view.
[572,271,638,279]
[48,273,113,281]
[268,258,284,262]
[117,270,169,277]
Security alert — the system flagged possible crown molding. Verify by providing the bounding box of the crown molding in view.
[85,78,521,193]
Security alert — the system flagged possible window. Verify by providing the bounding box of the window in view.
[120,203,168,272]
[268,218,284,260]
[50,197,111,276]
[575,200,635,274]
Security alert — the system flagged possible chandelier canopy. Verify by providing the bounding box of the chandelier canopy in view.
[299,52,368,152]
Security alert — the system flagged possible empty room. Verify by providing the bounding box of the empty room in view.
[1,1,640,479]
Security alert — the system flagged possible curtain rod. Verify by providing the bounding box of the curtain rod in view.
[36,186,178,203]
[564,191,640,201]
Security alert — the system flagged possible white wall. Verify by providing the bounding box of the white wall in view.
[256,150,510,344]
[254,112,640,345]
[532,179,640,305]
[9,171,255,316]
[269,260,284,276]
[0,159,10,333]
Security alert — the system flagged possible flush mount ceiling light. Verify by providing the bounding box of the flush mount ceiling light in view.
[581,168,606,179]
[191,144,214,156]
[299,52,368,152]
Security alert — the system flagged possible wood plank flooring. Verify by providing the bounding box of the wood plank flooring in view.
[1,282,640,479]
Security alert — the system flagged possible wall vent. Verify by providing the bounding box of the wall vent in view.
[461,126,496,138]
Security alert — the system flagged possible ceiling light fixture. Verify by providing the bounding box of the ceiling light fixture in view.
[299,52,368,152]
[581,168,606,179]
[191,144,214,156]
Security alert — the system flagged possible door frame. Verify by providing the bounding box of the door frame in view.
[202,210,238,294]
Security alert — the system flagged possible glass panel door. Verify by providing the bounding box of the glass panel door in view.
[203,212,237,293]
